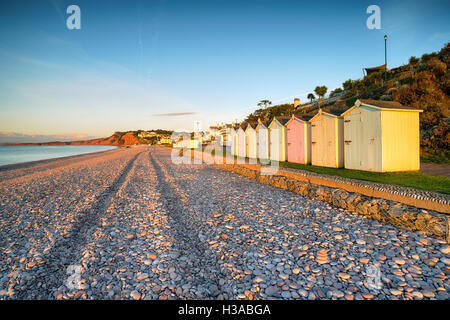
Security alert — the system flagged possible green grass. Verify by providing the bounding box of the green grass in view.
[280,162,450,195]
[420,149,450,164]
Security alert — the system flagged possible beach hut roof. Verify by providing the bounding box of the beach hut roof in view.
[342,99,423,116]
[256,118,270,129]
[300,115,313,121]
[269,116,291,128]
[286,114,311,126]
[245,122,258,131]
[309,109,343,122]
[238,122,249,130]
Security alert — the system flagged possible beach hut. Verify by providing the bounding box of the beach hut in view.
[245,123,258,159]
[285,114,312,164]
[342,99,423,172]
[228,127,237,155]
[310,109,344,168]
[256,119,270,161]
[236,125,247,158]
[268,117,290,162]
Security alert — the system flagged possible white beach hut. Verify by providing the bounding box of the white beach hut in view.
[256,119,270,161]
[245,123,258,159]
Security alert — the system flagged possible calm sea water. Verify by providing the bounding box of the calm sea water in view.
[0,145,117,166]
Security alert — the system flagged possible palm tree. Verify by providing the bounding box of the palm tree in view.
[314,86,327,100]
[314,86,328,107]
[307,93,315,103]
[258,99,272,109]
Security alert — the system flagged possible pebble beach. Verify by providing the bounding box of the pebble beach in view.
[0,146,449,300]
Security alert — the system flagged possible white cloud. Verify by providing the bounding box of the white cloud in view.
[0,131,98,144]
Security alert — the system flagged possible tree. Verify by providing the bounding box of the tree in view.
[314,86,328,100]
[409,56,420,74]
[426,57,447,77]
[342,79,353,91]
[307,93,315,103]
[329,88,343,97]
[409,56,419,65]
[258,99,272,109]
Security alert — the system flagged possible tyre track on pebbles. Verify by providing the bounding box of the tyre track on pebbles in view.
[12,151,142,299]
[148,150,225,299]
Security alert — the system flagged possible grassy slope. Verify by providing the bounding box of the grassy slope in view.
[279,161,450,195]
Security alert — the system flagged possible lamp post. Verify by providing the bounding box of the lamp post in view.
[384,34,388,81]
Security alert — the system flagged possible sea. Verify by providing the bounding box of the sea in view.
[0,145,117,166]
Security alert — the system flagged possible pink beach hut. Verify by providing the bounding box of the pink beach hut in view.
[285,114,312,164]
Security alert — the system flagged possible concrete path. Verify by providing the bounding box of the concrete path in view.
[421,162,450,178]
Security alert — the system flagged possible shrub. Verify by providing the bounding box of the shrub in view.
[346,96,358,107]
[400,77,414,85]
[426,57,447,77]
[409,56,419,65]
[416,63,429,73]
[421,52,438,63]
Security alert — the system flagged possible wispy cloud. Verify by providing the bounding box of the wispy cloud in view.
[47,0,65,22]
[0,131,98,144]
[153,112,197,117]
[429,32,450,43]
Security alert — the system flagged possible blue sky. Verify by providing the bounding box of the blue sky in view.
[0,0,449,140]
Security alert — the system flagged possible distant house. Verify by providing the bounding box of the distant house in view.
[218,123,237,151]
[342,99,422,172]
[206,126,221,141]
[174,139,201,149]
[245,123,258,159]
[158,137,173,144]
[209,126,220,137]
[256,119,270,161]
[138,131,157,139]
[236,124,247,158]
[285,114,311,165]
[268,117,290,162]
[310,109,344,168]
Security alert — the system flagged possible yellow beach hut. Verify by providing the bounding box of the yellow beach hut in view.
[342,99,423,172]
[310,109,344,168]
[268,117,290,162]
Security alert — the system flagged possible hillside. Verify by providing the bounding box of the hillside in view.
[246,43,450,162]
[7,130,173,146]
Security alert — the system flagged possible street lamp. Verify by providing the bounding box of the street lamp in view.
[384,35,388,81]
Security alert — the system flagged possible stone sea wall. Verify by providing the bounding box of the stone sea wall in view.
[216,163,450,243]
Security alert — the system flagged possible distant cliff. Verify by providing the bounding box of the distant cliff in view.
[6,130,173,146]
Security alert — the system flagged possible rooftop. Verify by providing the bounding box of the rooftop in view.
[359,99,421,111]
